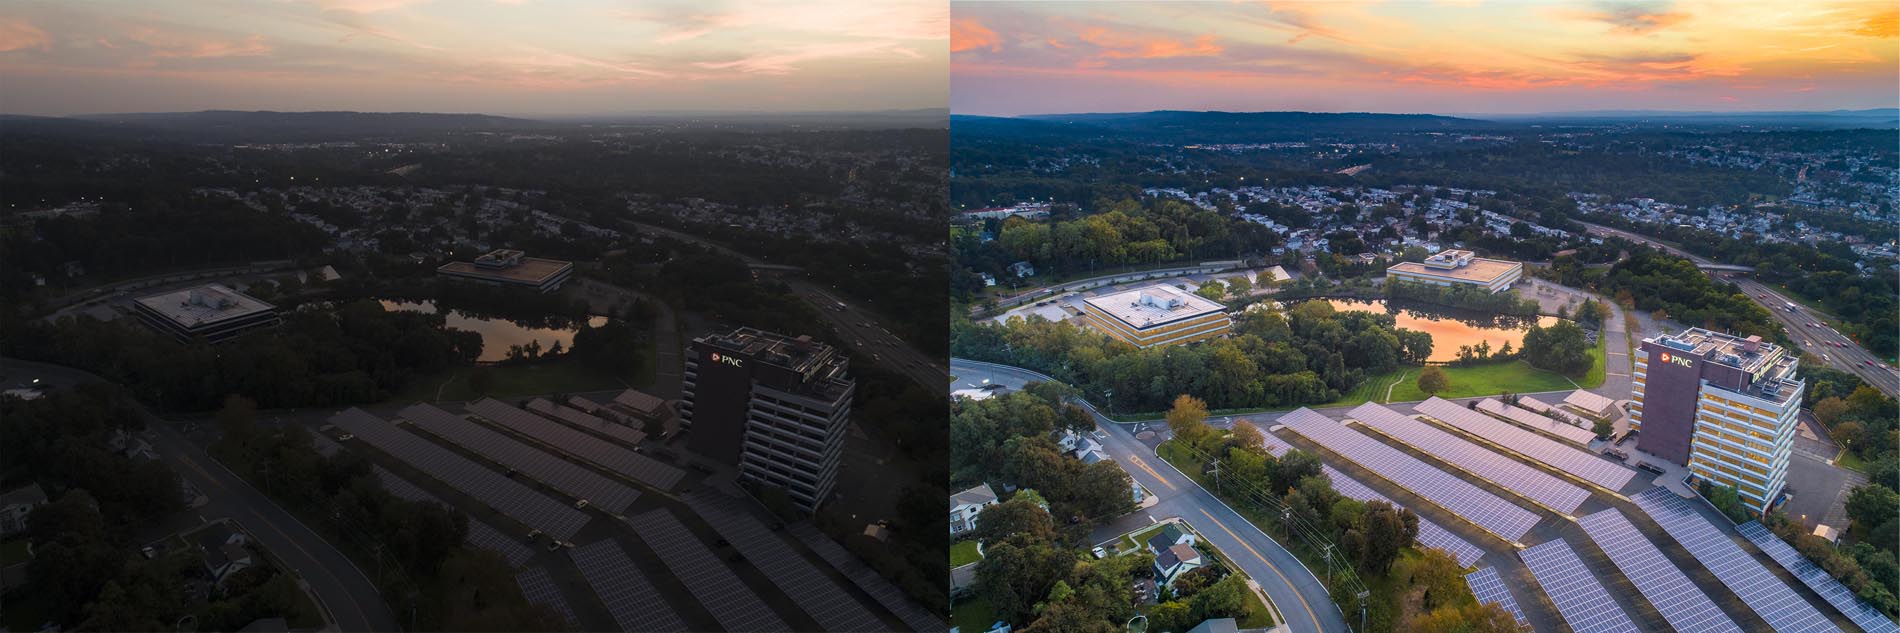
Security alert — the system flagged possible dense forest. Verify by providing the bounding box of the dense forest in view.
[953,300,1431,413]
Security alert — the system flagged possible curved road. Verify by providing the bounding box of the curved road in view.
[3,358,400,633]
[952,358,1352,633]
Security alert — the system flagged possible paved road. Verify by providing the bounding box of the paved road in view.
[1581,221,1899,397]
[629,221,947,389]
[2,358,401,633]
[951,359,1351,633]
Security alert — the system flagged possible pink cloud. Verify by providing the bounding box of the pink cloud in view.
[0,19,52,53]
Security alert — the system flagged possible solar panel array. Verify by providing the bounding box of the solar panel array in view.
[400,403,642,512]
[1464,567,1529,628]
[466,398,682,490]
[527,397,647,446]
[1417,397,1636,491]
[1577,508,1741,633]
[1277,408,1542,543]
[328,408,590,540]
[1258,428,1486,566]
[568,539,689,633]
[1353,402,1590,514]
[1628,488,1840,633]
[789,522,945,633]
[372,466,536,567]
[623,509,790,632]
[685,491,885,631]
[1517,395,1556,414]
[514,566,580,631]
[311,432,343,457]
[1518,538,1639,633]
[1739,522,1900,633]
[1474,397,1599,445]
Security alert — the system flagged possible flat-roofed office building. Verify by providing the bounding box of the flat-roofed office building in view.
[680,327,852,513]
[436,249,573,293]
[1385,249,1524,294]
[1079,284,1232,349]
[1631,327,1802,513]
[132,284,281,343]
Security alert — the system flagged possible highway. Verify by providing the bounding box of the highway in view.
[630,221,947,389]
[951,359,1352,633]
[1581,221,1900,397]
[2,358,401,633]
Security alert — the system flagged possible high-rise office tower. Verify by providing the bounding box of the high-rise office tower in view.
[680,327,853,513]
[1631,327,1802,513]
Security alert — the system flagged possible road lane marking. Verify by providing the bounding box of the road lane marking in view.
[1124,454,1177,492]
[178,455,227,491]
[1199,507,1321,631]
[250,510,371,633]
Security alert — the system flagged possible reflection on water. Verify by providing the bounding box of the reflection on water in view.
[379,300,608,362]
[1270,298,1557,363]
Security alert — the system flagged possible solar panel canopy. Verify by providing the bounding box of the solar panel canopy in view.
[1475,397,1598,445]
[466,398,683,490]
[1577,508,1740,633]
[1417,397,1636,491]
[568,539,688,632]
[1256,422,1486,567]
[1276,408,1542,543]
[624,509,791,633]
[1518,538,1639,633]
[686,491,885,631]
[1353,401,1590,513]
[1629,488,1840,633]
[401,403,642,512]
[328,408,590,540]
[1739,522,1900,633]
[1464,567,1529,628]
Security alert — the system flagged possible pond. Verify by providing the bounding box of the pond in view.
[1263,298,1558,363]
[379,300,609,362]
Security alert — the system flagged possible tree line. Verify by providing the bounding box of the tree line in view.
[952,300,1432,413]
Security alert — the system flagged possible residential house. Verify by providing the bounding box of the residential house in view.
[1153,542,1206,586]
[0,483,47,537]
[950,483,999,536]
[1007,261,1036,278]
[1145,524,1198,556]
[1184,618,1239,633]
[198,525,254,584]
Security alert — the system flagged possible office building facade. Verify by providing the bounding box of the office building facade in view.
[1385,249,1524,294]
[1079,284,1232,349]
[681,327,853,513]
[132,284,282,343]
[1631,327,1802,512]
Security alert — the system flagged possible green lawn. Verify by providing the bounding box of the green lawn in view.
[393,357,644,403]
[951,595,998,632]
[1118,523,1170,554]
[1581,331,1609,388]
[951,540,983,567]
[1318,369,1409,408]
[1387,359,1581,402]
[1835,449,1869,473]
[1238,586,1278,628]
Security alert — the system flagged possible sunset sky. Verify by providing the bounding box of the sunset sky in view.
[952,1,1899,116]
[0,0,946,116]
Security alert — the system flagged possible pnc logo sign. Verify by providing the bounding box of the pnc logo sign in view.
[710,352,744,368]
[1659,351,1693,368]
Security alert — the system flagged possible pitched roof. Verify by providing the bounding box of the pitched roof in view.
[1184,618,1239,633]
[0,483,47,508]
[1147,524,1186,552]
[950,483,998,510]
[1564,389,1616,413]
[1168,543,1201,565]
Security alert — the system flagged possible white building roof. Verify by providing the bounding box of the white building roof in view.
[1082,284,1226,330]
[132,284,275,328]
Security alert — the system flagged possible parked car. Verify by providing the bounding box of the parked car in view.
[1091,546,1108,559]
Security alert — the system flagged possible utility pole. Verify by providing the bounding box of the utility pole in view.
[1209,460,1222,494]
[1322,543,1335,584]
[1358,590,1370,632]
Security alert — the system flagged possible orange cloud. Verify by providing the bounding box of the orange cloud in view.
[1573,1,1690,34]
[0,19,52,53]
[125,28,270,58]
[1075,28,1221,59]
[1853,7,1897,37]
[951,17,1001,53]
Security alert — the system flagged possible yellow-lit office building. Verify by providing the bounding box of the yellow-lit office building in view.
[1385,249,1523,294]
[1079,284,1232,349]
[1631,327,1801,513]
